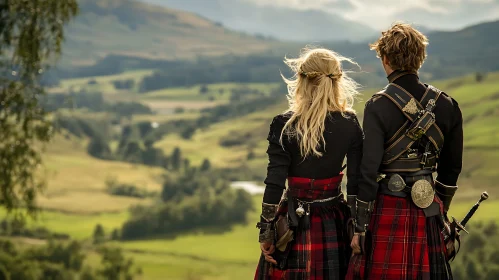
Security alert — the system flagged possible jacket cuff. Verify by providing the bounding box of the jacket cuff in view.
[354,198,375,233]
[435,180,458,213]
[261,203,279,222]
[347,195,357,219]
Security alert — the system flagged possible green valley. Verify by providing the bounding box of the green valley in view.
[2,71,496,279]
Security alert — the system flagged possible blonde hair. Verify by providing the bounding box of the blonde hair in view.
[280,47,360,158]
[370,22,429,73]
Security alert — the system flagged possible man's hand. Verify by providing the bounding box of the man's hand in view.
[260,242,277,264]
[350,233,365,255]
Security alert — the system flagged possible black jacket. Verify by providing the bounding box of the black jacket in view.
[262,111,364,204]
[357,70,464,202]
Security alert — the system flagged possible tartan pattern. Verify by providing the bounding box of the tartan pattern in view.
[255,175,351,280]
[287,175,344,200]
[346,194,453,280]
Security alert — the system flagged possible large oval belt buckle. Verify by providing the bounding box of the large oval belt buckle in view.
[388,174,406,192]
[411,179,435,209]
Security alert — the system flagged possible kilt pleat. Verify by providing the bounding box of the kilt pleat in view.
[255,203,351,280]
[346,194,452,280]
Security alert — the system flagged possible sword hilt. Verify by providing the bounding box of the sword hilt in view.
[461,191,489,227]
[451,217,468,234]
[479,191,489,203]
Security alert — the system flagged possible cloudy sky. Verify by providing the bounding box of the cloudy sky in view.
[246,0,499,29]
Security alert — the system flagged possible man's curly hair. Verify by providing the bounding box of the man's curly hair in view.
[370,22,429,73]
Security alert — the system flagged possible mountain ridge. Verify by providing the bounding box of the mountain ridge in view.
[139,0,375,42]
[60,0,278,66]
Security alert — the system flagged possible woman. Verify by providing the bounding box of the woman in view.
[254,48,363,280]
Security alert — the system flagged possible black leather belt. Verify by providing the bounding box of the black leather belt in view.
[380,155,437,173]
[379,174,434,198]
[287,195,343,228]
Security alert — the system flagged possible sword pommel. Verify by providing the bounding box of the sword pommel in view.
[480,192,489,203]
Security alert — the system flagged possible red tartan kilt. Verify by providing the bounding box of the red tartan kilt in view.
[346,194,451,280]
[255,174,351,280]
[255,203,351,280]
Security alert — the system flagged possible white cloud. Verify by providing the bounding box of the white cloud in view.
[244,0,499,29]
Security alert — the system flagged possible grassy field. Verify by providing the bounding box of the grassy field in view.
[49,69,155,95]
[3,72,498,279]
[157,72,499,196]
[37,134,164,214]
[2,194,497,280]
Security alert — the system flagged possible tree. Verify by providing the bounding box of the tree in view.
[87,135,112,160]
[97,247,136,280]
[0,0,79,213]
[93,224,106,244]
[111,229,120,241]
[80,266,97,280]
[199,84,209,94]
[247,150,256,160]
[200,159,211,171]
[171,147,182,170]
[485,267,499,280]
[475,72,486,83]
[181,126,196,139]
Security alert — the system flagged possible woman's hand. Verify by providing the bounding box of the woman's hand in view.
[260,242,277,264]
[350,234,362,255]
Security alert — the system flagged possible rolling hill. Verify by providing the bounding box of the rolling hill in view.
[150,72,499,198]
[140,0,375,42]
[7,71,499,279]
[4,30,499,275]
[60,0,277,66]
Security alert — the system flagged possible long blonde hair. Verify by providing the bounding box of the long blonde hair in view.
[280,47,360,158]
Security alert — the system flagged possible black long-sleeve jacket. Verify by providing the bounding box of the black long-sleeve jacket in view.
[262,111,364,205]
[357,71,464,202]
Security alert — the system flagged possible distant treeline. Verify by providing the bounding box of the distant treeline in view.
[42,50,380,90]
[41,91,153,117]
[43,21,499,90]
[120,167,254,240]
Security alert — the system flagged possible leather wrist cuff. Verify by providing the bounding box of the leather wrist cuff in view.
[435,180,458,213]
[261,203,279,222]
[347,195,357,218]
[354,198,375,233]
[256,222,274,243]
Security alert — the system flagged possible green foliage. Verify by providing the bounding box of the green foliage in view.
[120,141,143,164]
[87,134,112,160]
[43,91,153,117]
[0,218,70,240]
[139,54,290,91]
[112,79,135,90]
[114,122,170,168]
[200,159,211,171]
[196,84,285,128]
[475,72,486,83]
[79,266,97,280]
[450,221,499,279]
[121,169,253,240]
[0,238,141,280]
[111,229,120,241]
[0,0,78,213]
[199,84,209,94]
[93,224,106,244]
[247,150,256,160]
[105,177,152,199]
[97,247,136,280]
[219,131,252,147]
[171,147,182,171]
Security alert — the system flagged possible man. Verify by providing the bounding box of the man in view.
[346,23,463,280]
